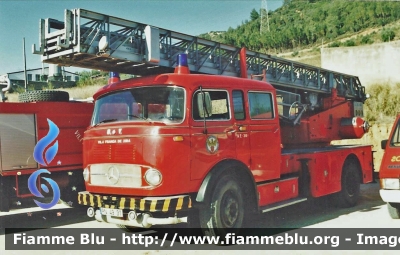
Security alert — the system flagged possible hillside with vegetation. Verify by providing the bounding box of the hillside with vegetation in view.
[199,0,400,124]
[200,0,400,54]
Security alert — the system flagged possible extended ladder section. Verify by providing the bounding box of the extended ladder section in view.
[33,8,367,102]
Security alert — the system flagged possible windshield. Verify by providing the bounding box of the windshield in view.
[91,86,185,125]
[390,118,400,147]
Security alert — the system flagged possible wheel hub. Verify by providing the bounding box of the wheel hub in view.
[222,191,239,227]
[345,172,357,197]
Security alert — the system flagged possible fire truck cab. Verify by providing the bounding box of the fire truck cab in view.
[379,114,400,219]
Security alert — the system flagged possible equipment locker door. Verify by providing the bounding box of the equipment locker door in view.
[0,114,37,171]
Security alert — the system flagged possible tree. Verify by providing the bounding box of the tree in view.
[381,28,395,42]
[250,8,259,21]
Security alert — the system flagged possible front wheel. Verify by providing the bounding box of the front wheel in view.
[199,175,244,237]
[388,203,400,219]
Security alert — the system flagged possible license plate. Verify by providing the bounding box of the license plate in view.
[100,208,123,217]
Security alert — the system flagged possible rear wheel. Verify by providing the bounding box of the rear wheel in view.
[60,187,84,207]
[60,172,85,208]
[333,159,361,208]
[0,193,10,212]
[0,177,10,212]
[387,203,400,219]
[199,175,244,237]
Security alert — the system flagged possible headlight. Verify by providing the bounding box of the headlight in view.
[83,167,90,182]
[144,168,162,186]
[381,178,400,190]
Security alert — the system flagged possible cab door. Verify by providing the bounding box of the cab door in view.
[190,89,236,180]
[231,90,251,167]
[380,116,400,178]
[247,91,281,182]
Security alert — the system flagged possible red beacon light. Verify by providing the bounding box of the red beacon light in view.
[108,72,120,84]
[174,53,190,74]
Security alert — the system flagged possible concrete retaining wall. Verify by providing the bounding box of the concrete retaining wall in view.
[321,40,400,87]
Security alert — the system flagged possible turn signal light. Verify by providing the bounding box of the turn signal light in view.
[83,167,90,182]
[173,136,184,142]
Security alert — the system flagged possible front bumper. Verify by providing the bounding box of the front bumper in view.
[78,191,192,228]
[379,189,400,203]
[78,191,192,212]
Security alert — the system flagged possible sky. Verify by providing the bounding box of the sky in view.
[0,0,283,75]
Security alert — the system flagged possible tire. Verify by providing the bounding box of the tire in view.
[117,225,143,232]
[187,208,201,228]
[199,175,244,237]
[60,187,84,208]
[387,203,400,219]
[0,194,10,212]
[0,177,10,212]
[60,172,86,208]
[333,159,361,208]
[18,90,69,102]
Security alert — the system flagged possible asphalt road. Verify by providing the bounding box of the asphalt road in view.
[1,182,400,255]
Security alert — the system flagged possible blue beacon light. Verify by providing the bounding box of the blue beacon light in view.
[174,53,190,74]
[108,72,120,84]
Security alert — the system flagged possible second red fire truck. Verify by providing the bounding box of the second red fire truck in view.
[379,114,400,219]
[0,87,93,212]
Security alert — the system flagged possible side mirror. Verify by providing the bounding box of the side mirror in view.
[381,139,388,150]
[197,92,212,118]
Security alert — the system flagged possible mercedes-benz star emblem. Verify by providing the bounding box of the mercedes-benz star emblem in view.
[106,166,120,185]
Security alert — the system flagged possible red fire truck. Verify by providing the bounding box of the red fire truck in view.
[33,9,373,235]
[379,114,400,219]
[0,83,93,211]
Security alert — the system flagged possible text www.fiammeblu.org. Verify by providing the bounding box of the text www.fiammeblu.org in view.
[122,232,340,247]
[120,232,400,248]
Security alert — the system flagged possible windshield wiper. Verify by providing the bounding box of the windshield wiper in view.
[94,118,118,127]
[128,114,149,121]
